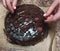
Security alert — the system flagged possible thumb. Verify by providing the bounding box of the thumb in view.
[45,15,54,23]
[44,0,58,17]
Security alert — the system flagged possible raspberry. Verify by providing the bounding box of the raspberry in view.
[34,17,39,22]
[25,18,29,22]
[37,27,42,32]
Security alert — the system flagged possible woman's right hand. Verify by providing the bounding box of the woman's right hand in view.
[2,0,17,13]
[44,0,60,23]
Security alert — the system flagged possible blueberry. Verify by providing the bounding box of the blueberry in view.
[19,36,23,41]
[10,23,13,26]
[15,28,18,31]
[11,27,15,30]
[17,28,21,33]
[19,24,22,26]
[15,36,19,39]
[7,28,10,31]
[20,33,24,36]
[32,36,36,38]
[13,29,16,33]
[10,32,13,35]
[23,36,29,41]
[27,35,31,38]
[13,34,16,37]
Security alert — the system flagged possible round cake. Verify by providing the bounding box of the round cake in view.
[4,4,49,46]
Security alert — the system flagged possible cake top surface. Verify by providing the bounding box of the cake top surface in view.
[5,4,49,46]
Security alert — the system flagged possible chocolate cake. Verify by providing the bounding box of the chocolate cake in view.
[4,4,49,46]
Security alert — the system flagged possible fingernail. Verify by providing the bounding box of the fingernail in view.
[43,14,47,16]
[14,6,16,9]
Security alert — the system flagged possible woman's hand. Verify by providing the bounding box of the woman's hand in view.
[44,0,60,23]
[2,0,17,13]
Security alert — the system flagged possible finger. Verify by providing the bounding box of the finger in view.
[2,0,9,10]
[2,0,7,8]
[52,9,60,21]
[45,15,54,23]
[44,0,58,17]
[45,9,60,23]
[5,0,14,13]
[12,0,17,9]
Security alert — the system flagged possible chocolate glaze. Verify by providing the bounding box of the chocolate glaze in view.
[4,4,49,46]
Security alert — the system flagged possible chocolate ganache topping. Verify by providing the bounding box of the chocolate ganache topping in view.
[4,4,49,46]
